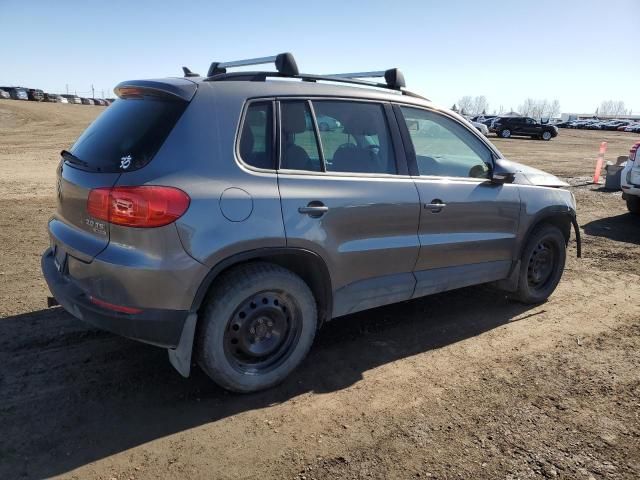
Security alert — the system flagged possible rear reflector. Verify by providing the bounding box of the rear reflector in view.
[87,186,190,228]
[89,296,142,314]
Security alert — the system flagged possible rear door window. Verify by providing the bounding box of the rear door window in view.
[68,96,187,173]
[280,101,322,171]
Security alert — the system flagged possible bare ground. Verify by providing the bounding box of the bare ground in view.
[0,101,639,479]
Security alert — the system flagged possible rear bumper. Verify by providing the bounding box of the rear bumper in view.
[42,247,188,348]
[621,165,640,197]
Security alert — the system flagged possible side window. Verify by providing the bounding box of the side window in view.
[312,101,396,174]
[239,102,274,169]
[280,101,321,171]
[400,107,492,179]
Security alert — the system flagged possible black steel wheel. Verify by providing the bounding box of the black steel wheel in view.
[224,291,302,375]
[198,262,317,393]
[514,224,567,304]
[526,240,557,291]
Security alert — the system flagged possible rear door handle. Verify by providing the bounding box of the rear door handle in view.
[298,202,329,218]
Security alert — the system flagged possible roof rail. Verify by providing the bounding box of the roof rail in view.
[207,52,298,77]
[323,69,406,90]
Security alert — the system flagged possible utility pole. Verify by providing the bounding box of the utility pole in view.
[91,84,95,99]
[66,84,69,94]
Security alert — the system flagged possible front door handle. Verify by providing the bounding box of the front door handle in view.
[425,199,447,213]
[298,202,329,218]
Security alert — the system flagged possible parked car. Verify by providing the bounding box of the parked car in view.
[570,120,600,129]
[604,120,632,130]
[585,121,606,130]
[44,93,61,103]
[0,89,10,99]
[58,95,69,104]
[42,53,580,392]
[623,124,640,133]
[471,120,489,136]
[621,142,640,214]
[61,94,82,104]
[491,116,558,140]
[0,86,29,100]
[80,98,94,105]
[91,98,106,106]
[27,88,45,101]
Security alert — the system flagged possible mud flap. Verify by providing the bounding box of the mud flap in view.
[493,260,521,293]
[571,216,582,258]
[168,312,197,377]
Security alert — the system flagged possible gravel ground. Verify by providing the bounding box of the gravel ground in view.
[1,100,639,479]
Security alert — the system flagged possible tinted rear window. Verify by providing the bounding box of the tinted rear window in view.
[69,97,187,172]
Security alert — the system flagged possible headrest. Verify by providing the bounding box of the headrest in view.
[342,111,381,136]
[282,103,307,134]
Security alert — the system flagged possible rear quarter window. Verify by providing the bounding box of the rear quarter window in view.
[69,97,187,173]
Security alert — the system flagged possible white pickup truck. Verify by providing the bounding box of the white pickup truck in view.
[621,141,640,214]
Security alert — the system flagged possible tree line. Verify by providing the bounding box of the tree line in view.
[452,96,631,119]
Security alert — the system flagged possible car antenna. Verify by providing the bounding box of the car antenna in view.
[182,66,200,78]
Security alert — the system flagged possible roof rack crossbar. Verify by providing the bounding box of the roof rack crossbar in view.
[322,68,405,90]
[207,52,298,77]
[218,55,278,69]
[324,71,387,79]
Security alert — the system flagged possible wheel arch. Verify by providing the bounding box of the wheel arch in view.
[519,208,578,259]
[190,248,333,326]
[495,207,578,295]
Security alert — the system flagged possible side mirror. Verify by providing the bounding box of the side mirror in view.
[491,170,515,184]
[491,160,516,184]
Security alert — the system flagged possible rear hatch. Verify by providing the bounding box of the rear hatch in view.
[52,80,195,262]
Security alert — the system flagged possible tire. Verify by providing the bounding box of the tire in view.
[513,224,567,304]
[541,131,552,141]
[627,195,640,215]
[197,262,317,393]
[500,129,511,138]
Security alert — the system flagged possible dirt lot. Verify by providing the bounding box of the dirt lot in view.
[1,101,639,480]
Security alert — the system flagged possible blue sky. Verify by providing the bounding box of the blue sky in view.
[1,0,638,113]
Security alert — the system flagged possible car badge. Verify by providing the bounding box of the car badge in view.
[120,155,132,170]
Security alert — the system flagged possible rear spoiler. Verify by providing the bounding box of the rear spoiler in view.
[114,78,197,102]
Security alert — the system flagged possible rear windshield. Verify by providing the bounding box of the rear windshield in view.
[68,96,187,173]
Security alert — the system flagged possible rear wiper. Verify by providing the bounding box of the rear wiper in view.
[60,149,89,167]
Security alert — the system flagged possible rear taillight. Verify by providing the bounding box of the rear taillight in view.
[87,186,190,227]
[630,143,639,163]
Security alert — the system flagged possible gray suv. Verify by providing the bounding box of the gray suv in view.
[42,53,581,392]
